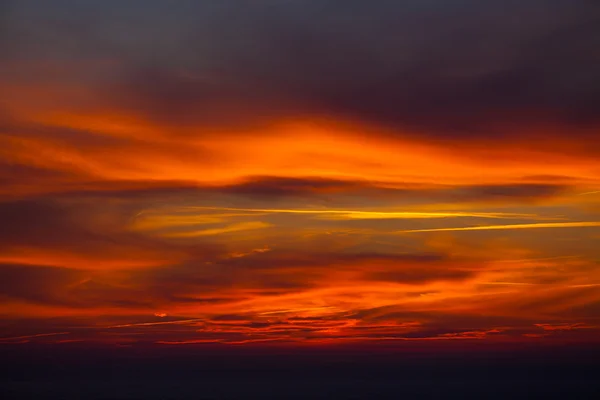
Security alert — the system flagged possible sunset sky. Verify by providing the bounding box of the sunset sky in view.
[1,0,599,352]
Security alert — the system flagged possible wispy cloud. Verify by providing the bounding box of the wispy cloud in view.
[159,221,272,237]
[578,191,600,196]
[144,206,549,221]
[1,0,599,349]
[399,221,600,233]
[0,332,70,342]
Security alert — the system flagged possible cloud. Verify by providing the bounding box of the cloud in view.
[0,163,575,204]
[0,198,222,270]
[83,0,599,150]
[219,177,573,204]
[0,264,84,305]
[219,176,377,197]
[0,263,156,309]
[535,322,597,331]
[0,0,599,348]
[121,251,479,312]
[0,332,70,343]
[140,204,547,224]
[365,268,472,284]
[159,221,273,238]
[4,1,599,149]
[445,183,571,203]
[399,221,600,233]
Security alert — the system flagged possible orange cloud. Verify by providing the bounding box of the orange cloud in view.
[1,1,600,350]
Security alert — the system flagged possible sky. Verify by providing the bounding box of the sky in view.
[1,0,600,351]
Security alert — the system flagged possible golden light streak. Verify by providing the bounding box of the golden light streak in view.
[158,221,272,237]
[130,213,268,231]
[175,206,544,219]
[398,221,600,233]
[136,206,549,223]
[579,191,600,196]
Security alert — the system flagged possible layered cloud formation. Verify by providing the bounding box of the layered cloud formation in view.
[1,0,599,347]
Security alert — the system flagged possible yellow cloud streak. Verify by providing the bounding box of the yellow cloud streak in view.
[160,221,272,238]
[130,212,266,231]
[578,190,600,196]
[166,206,546,220]
[398,221,600,233]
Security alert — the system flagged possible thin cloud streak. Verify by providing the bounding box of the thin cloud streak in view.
[106,319,205,329]
[141,206,548,220]
[159,221,272,237]
[0,332,70,342]
[398,221,600,233]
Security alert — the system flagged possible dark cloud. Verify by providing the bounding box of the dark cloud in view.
[0,264,84,305]
[347,307,541,335]
[567,300,600,319]
[221,179,570,205]
[92,0,600,148]
[220,178,570,202]
[0,161,76,192]
[0,263,153,308]
[365,268,471,284]
[131,251,472,301]
[449,183,570,202]
[4,1,597,146]
[0,198,223,270]
[10,174,569,203]
[0,262,243,310]
[0,251,458,311]
[0,117,131,148]
[216,251,447,271]
[503,286,600,316]
[220,176,379,197]
[0,199,88,247]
